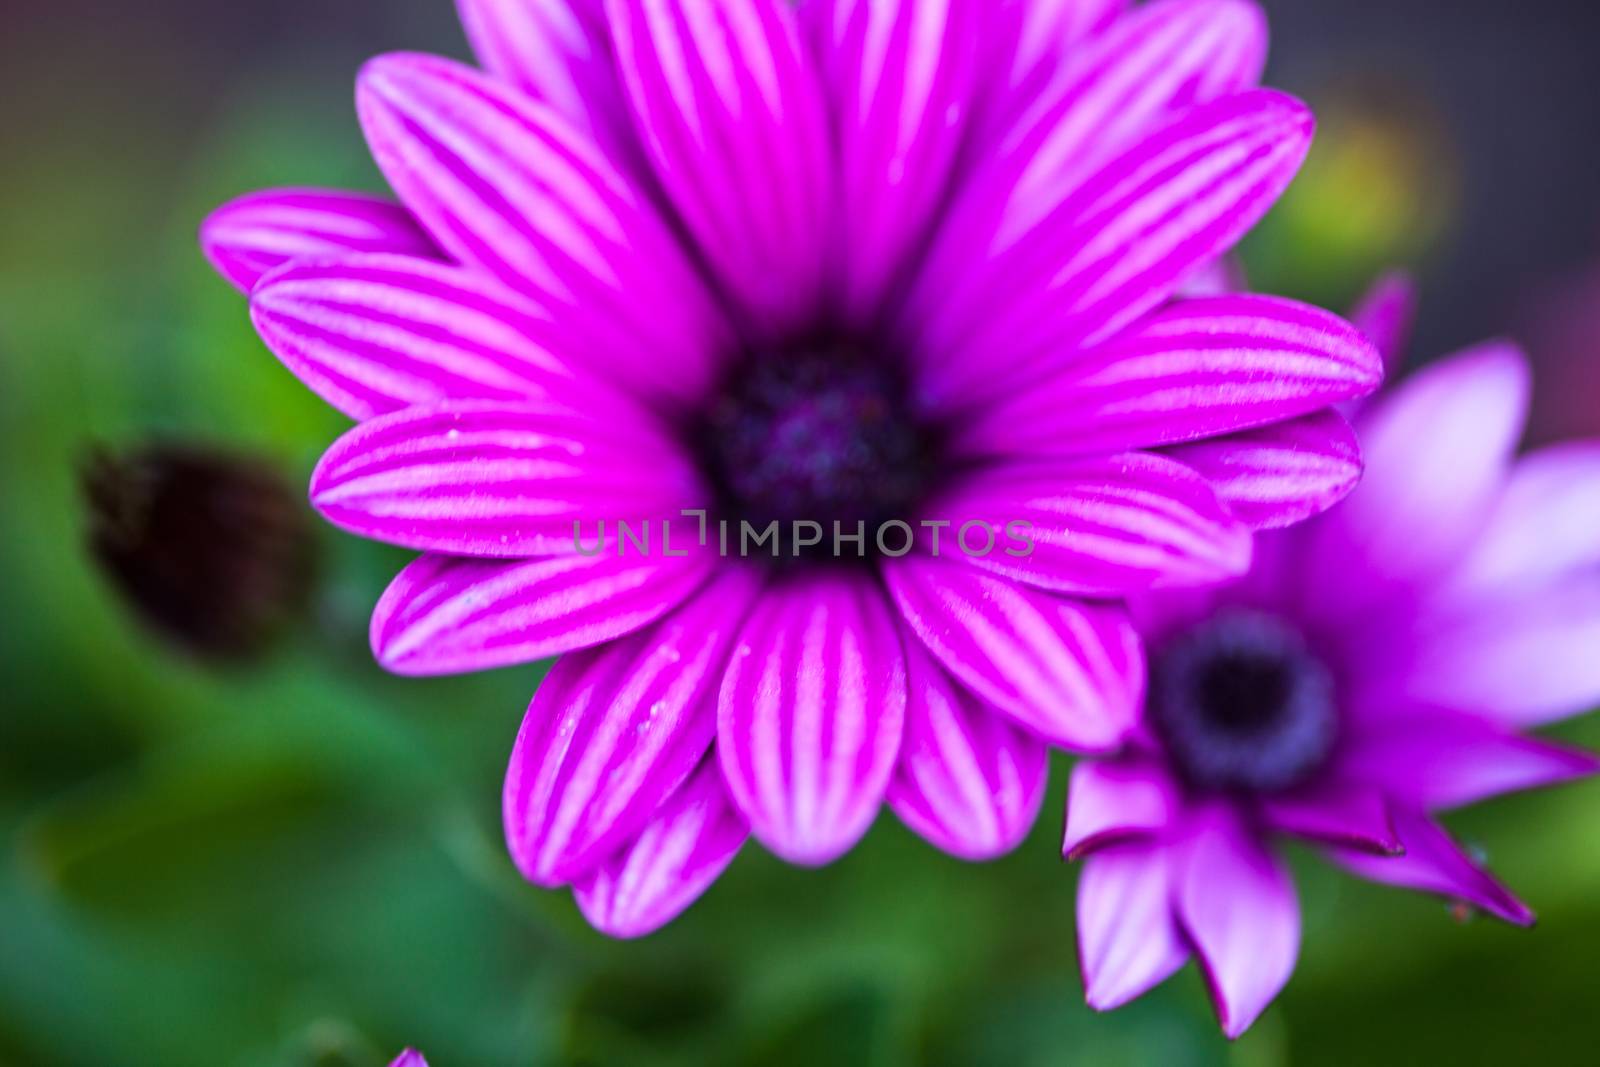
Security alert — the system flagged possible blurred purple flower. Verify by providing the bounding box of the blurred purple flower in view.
[1068,276,1600,1037]
[390,1052,427,1067]
[203,0,1381,936]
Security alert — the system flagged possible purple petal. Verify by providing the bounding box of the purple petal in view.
[885,555,1143,752]
[1302,344,1530,616]
[200,188,435,294]
[1326,806,1535,926]
[888,640,1048,860]
[357,52,727,405]
[960,295,1381,458]
[1257,778,1400,853]
[389,1051,429,1067]
[1077,841,1189,1012]
[1338,709,1600,811]
[1164,410,1363,530]
[1174,804,1299,1039]
[1178,255,1247,298]
[504,569,760,885]
[573,757,748,938]
[926,453,1252,596]
[1000,0,1267,224]
[456,0,633,156]
[309,400,704,557]
[717,572,907,865]
[607,0,834,332]
[1446,442,1600,602]
[371,548,716,675]
[250,254,619,421]
[1347,270,1417,377]
[911,89,1315,414]
[1063,758,1180,858]
[805,0,982,319]
[997,0,1126,119]
[1360,577,1600,730]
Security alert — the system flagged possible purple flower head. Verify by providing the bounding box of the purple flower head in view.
[390,1052,427,1067]
[1067,276,1600,1037]
[203,0,1381,936]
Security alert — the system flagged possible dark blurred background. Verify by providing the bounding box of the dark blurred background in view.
[3,2,1599,1065]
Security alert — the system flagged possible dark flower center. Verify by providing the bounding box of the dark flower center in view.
[1150,610,1337,794]
[693,341,938,557]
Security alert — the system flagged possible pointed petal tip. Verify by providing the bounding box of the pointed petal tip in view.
[1358,270,1419,315]
[1456,886,1537,928]
[574,892,667,941]
[1266,87,1316,135]
[570,759,747,937]
[1238,88,1317,171]
[754,834,863,869]
[1465,871,1539,928]
[197,205,248,292]
[1349,269,1420,374]
[1153,513,1254,591]
[1076,842,1191,1014]
[355,51,478,134]
[357,49,437,93]
[716,574,908,870]
[1353,336,1387,393]
[1084,986,1138,1014]
[888,653,1050,862]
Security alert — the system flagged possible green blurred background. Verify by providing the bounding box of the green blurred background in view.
[4,2,1600,1064]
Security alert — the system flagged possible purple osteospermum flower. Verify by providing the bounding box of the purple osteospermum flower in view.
[203,0,1383,936]
[1066,276,1600,1037]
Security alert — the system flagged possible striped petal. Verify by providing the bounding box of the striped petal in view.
[200,188,435,293]
[885,555,1143,752]
[910,90,1315,414]
[717,571,907,866]
[1077,840,1189,1012]
[573,757,748,938]
[926,453,1252,596]
[959,295,1382,457]
[1326,806,1535,926]
[888,640,1048,860]
[357,52,727,405]
[456,0,633,155]
[309,401,703,557]
[504,569,760,886]
[996,0,1126,122]
[250,254,616,421]
[806,0,983,318]
[1063,758,1179,858]
[999,0,1267,229]
[1164,410,1364,530]
[607,0,834,332]
[371,547,716,675]
[1175,804,1299,1039]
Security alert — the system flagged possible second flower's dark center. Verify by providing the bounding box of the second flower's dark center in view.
[694,343,937,554]
[1150,610,1338,794]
